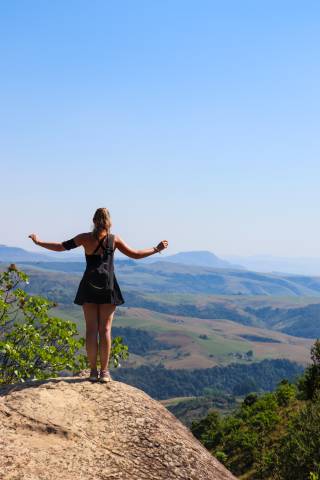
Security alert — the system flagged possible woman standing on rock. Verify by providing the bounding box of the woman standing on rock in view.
[28,207,168,383]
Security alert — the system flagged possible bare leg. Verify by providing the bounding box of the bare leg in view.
[98,304,116,370]
[82,303,99,369]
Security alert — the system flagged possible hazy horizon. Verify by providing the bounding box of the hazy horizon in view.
[3,241,320,262]
[1,1,320,257]
[5,240,320,276]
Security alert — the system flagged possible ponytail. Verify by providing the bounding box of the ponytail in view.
[92,208,112,239]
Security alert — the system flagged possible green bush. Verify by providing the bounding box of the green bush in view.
[191,385,291,477]
[275,380,297,407]
[215,451,228,465]
[310,473,319,480]
[191,410,222,449]
[277,392,320,479]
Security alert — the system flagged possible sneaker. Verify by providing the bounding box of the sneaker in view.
[88,368,99,382]
[99,369,112,383]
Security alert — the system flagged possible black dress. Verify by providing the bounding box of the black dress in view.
[73,234,125,306]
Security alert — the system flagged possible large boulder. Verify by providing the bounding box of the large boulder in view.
[0,375,236,479]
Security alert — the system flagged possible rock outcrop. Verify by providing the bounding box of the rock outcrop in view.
[0,374,237,480]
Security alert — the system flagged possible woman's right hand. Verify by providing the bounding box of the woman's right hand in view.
[28,233,40,245]
[156,240,169,252]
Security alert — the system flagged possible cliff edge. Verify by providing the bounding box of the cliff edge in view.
[0,374,236,480]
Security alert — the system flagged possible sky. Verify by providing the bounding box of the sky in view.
[1,1,320,257]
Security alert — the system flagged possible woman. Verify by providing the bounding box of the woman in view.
[28,207,168,383]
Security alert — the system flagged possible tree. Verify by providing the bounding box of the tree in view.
[0,264,129,384]
[191,411,222,449]
[275,380,296,407]
[298,339,320,400]
[277,392,320,479]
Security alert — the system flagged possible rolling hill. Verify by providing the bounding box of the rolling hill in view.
[5,259,320,297]
[0,244,240,268]
[1,260,319,367]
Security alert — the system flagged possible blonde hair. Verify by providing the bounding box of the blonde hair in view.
[92,208,112,239]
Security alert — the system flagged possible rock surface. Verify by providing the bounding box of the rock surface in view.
[0,374,237,480]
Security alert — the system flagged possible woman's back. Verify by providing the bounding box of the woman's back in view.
[83,232,115,257]
[74,232,124,306]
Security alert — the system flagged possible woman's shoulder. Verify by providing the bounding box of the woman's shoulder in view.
[76,232,93,242]
[112,233,121,246]
[69,232,91,244]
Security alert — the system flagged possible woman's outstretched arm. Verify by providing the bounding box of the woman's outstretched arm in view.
[28,233,84,251]
[115,235,168,259]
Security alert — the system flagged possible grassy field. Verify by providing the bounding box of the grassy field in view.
[54,303,314,369]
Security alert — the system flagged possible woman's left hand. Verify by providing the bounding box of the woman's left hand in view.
[156,240,169,252]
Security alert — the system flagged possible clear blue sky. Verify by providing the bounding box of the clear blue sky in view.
[1,1,320,256]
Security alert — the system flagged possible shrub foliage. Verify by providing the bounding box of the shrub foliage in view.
[191,341,320,479]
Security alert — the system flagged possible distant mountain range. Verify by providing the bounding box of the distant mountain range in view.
[223,255,320,276]
[0,245,53,262]
[3,244,320,276]
[143,250,243,269]
[0,245,241,269]
[149,251,320,276]
[0,244,82,262]
[4,256,320,298]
